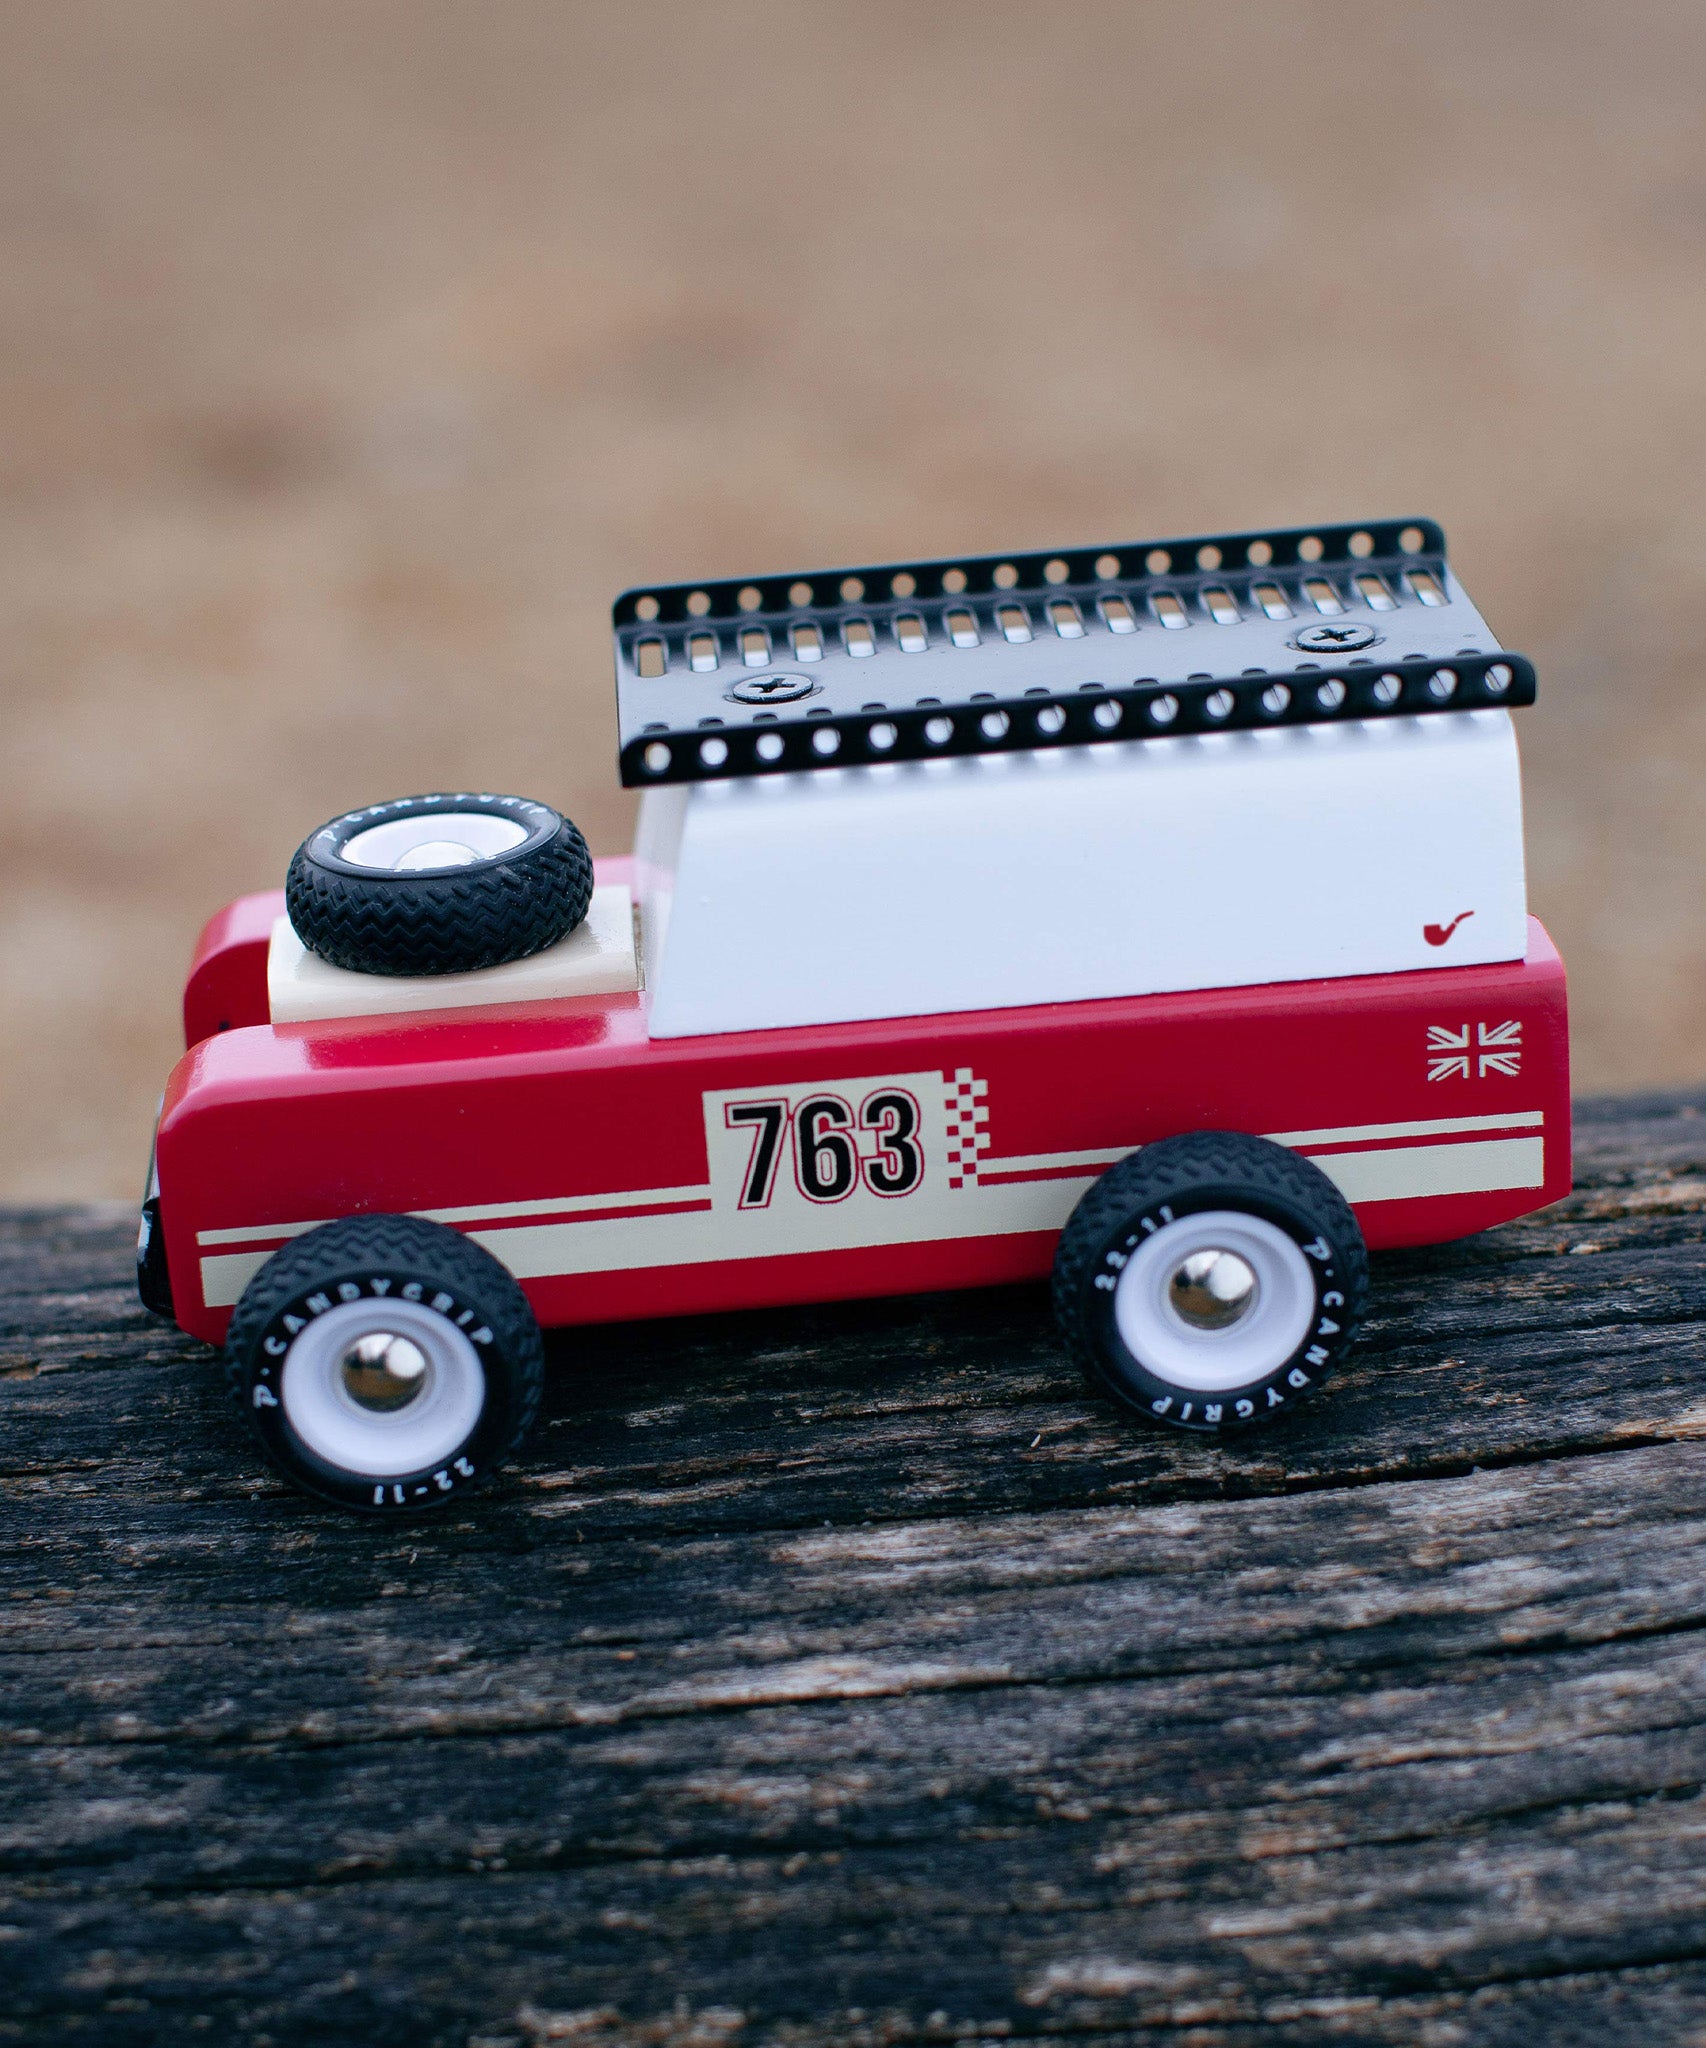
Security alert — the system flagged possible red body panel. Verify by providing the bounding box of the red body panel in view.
[156,910,1571,1346]
[183,890,284,1047]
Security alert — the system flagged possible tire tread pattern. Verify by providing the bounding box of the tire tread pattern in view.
[286,807,593,977]
[1053,1131,1369,1428]
[224,1214,545,1507]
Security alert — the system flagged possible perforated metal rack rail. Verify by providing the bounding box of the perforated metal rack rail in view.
[611,518,1534,788]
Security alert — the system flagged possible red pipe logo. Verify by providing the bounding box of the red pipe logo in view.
[1424,911,1475,947]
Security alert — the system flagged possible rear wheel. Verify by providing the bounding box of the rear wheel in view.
[225,1214,544,1513]
[1052,1132,1368,1432]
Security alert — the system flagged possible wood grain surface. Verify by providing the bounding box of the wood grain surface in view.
[5,1093,1706,2044]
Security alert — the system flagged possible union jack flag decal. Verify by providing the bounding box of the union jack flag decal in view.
[1428,1021,1522,1082]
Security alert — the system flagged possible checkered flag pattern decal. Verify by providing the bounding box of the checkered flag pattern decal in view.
[943,1068,991,1188]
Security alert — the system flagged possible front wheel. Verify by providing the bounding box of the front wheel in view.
[1052,1132,1368,1432]
[224,1214,545,1513]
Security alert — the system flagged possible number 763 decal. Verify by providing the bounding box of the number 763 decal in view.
[724,1089,925,1205]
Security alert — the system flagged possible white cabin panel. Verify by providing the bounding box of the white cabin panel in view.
[636,712,1528,1039]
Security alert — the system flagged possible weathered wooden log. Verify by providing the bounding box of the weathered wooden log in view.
[4,1092,1706,2045]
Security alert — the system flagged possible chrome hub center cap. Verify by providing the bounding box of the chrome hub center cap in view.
[392,839,481,870]
[338,1332,430,1413]
[1166,1249,1260,1332]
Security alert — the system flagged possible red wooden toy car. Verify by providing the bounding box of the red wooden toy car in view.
[140,521,1569,1513]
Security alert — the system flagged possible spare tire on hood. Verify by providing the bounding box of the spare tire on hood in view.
[285,792,593,977]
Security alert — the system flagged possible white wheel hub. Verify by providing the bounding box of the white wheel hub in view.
[279,1297,486,1478]
[341,812,528,873]
[1112,1210,1315,1393]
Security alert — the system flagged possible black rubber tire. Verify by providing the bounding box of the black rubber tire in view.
[1052,1131,1368,1434]
[225,1214,545,1515]
[285,792,593,977]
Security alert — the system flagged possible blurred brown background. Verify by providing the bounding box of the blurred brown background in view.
[3,0,1703,1200]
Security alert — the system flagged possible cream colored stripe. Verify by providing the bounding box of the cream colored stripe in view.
[199,1135,1548,1309]
[197,1183,713,1246]
[199,1112,1548,1247]
[1315,1135,1545,1204]
[1267,1109,1544,1149]
[979,1147,1130,1175]
[196,1218,329,1248]
[979,1112,1545,1179]
[420,1185,711,1227]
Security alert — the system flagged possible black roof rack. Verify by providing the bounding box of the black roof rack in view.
[611,518,1533,788]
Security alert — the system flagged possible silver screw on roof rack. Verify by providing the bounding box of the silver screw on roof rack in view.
[1294,622,1380,653]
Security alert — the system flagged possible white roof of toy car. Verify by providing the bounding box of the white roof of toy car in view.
[612,519,1532,789]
